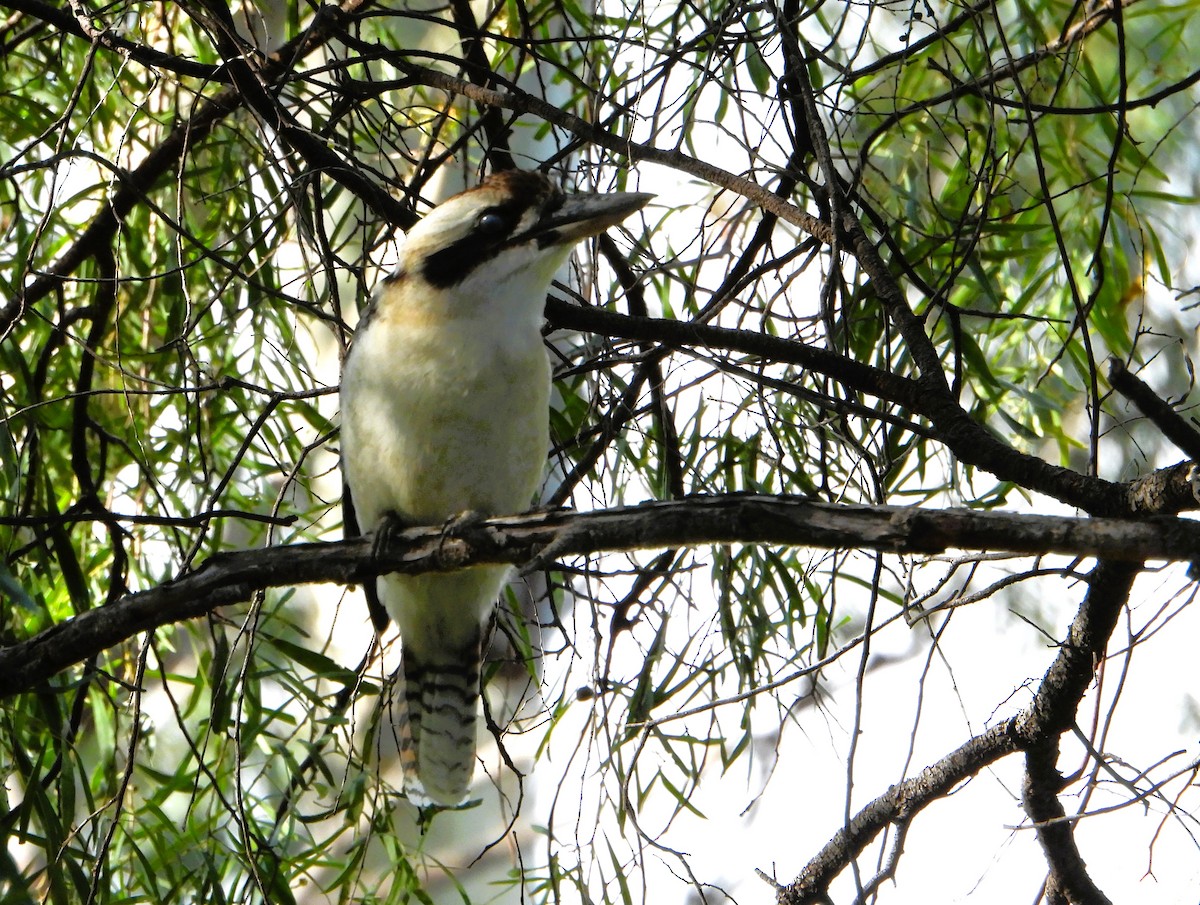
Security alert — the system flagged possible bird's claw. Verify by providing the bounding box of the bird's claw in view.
[372,510,409,561]
[441,509,488,536]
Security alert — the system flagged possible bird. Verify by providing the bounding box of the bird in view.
[340,169,652,807]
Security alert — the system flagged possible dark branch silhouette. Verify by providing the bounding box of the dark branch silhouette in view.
[4,496,1200,697]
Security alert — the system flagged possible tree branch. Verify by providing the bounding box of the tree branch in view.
[777,558,1138,904]
[776,720,1022,904]
[4,496,1200,697]
[1,0,223,79]
[1,0,380,335]
[546,301,1200,516]
[543,298,924,411]
[1017,561,1136,905]
[1107,357,1200,461]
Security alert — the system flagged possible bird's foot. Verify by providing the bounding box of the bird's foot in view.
[430,510,490,567]
[372,510,410,561]
[442,509,488,535]
[441,509,486,550]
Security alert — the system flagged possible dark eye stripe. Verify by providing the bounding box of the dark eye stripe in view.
[422,227,511,289]
[421,200,533,288]
[417,172,565,289]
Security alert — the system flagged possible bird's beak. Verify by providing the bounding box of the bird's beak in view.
[531,191,654,246]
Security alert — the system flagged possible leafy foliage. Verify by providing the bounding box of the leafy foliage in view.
[2,0,1200,903]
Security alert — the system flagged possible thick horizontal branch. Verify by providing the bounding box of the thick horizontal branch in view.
[4,495,1200,697]
[544,298,923,409]
[549,302,1200,517]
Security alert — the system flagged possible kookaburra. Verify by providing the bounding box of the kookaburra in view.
[340,169,651,807]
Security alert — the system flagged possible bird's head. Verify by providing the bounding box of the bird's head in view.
[384,170,652,319]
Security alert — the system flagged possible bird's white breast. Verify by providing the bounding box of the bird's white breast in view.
[340,289,551,534]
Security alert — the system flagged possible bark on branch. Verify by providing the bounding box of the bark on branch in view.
[1017,561,1136,905]
[2,495,1197,697]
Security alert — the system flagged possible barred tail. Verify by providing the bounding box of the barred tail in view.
[396,642,482,807]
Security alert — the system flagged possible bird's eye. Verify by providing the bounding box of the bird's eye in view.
[475,211,508,237]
